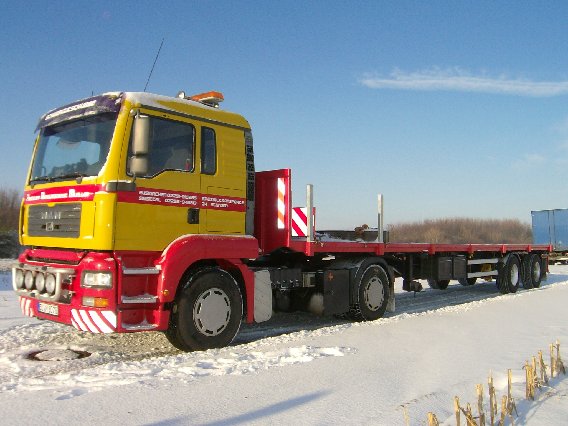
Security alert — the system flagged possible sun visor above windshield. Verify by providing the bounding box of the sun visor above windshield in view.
[36,93,123,132]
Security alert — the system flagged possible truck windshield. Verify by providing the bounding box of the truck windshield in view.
[30,113,117,183]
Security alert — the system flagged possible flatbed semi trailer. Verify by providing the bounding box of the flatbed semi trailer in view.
[12,91,550,351]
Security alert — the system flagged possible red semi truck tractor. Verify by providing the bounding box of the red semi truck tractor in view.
[12,90,550,351]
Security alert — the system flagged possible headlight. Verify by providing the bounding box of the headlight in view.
[35,273,46,293]
[15,269,25,289]
[82,271,113,288]
[24,271,35,290]
[45,274,57,295]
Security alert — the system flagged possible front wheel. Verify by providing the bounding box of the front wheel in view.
[166,268,243,351]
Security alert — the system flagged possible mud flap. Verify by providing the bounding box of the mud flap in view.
[387,280,395,313]
[323,269,350,315]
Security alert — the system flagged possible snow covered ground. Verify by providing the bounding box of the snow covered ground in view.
[0,260,567,425]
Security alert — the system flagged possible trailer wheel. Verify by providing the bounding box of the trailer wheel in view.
[349,265,390,321]
[426,279,450,290]
[522,254,543,289]
[458,277,477,286]
[497,255,520,294]
[166,268,243,351]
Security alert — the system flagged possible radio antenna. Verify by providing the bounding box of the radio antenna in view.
[144,38,164,92]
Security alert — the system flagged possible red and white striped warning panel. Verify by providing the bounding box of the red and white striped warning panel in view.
[19,297,35,317]
[277,178,286,229]
[292,207,307,237]
[71,309,117,334]
[291,207,316,237]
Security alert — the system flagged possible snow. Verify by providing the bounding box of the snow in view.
[0,260,567,425]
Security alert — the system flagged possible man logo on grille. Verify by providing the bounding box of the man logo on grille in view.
[41,211,62,220]
[45,222,55,232]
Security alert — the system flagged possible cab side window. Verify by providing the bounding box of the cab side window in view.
[128,116,195,177]
[201,127,216,175]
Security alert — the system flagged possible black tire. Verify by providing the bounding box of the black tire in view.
[426,279,450,290]
[458,277,477,286]
[497,255,521,294]
[522,254,544,289]
[348,265,390,321]
[166,268,243,351]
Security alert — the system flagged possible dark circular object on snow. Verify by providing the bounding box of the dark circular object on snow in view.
[26,349,91,361]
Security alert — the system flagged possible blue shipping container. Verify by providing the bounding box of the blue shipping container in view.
[532,209,568,251]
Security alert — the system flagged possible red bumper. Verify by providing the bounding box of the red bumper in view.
[13,248,169,333]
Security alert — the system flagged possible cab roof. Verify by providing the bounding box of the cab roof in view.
[37,91,251,131]
[124,92,251,130]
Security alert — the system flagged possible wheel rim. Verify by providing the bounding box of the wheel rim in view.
[510,263,519,287]
[532,261,541,283]
[363,276,384,311]
[193,287,231,336]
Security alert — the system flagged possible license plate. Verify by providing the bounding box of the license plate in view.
[38,302,59,316]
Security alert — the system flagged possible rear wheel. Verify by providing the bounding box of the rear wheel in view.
[497,255,520,294]
[166,268,243,351]
[348,265,390,321]
[522,254,543,289]
[426,279,450,290]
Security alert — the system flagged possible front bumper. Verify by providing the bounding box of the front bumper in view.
[18,295,117,333]
[12,249,119,333]
[12,248,169,333]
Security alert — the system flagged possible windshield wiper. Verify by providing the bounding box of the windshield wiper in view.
[29,175,55,184]
[30,171,89,185]
[54,172,89,183]
[56,172,88,179]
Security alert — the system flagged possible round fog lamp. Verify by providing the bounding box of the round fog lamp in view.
[15,269,25,289]
[45,274,57,295]
[24,271,35,290]
[35,273,46,293]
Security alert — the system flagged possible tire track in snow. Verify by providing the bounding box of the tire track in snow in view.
[0,345,355,397]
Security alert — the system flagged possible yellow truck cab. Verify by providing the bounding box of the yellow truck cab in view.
[23,91,254,251]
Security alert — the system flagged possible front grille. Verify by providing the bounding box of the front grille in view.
[28,203,82,238]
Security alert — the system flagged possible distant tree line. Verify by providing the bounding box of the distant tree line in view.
[0,187,21,258]
[387,217,531,244]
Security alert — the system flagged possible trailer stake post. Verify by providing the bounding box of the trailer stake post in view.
[306,184,314,243]
[378,193,384,243]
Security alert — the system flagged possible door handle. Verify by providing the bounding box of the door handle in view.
[187,208,199,224]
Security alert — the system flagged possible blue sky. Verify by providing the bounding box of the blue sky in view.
[1,1,568,229]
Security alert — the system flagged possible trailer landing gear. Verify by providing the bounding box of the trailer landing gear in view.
[426,279,450,290]
[458,277,477,286]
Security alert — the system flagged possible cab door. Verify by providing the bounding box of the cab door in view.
[198,125,247,235]
[114,113,200,252]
